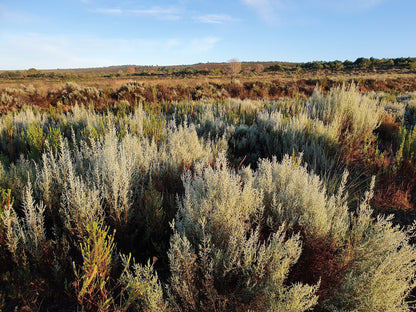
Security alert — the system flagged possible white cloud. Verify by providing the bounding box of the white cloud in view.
[93,8,122,15]
[93,5,240,24]
[131,7,182,20]
[130,7,179,15]
[92,6,182,20]
[194,14,238,24]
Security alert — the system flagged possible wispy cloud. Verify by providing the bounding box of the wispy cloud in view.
[93,5,240,24]
[188,37,220,54]
[0,33,112,69]
[241,0,283,24]
[241,0,384,25]
[0,4,35,24]
[92,6,182,20]
[93,8,122,15]
[194,14,238,24]
[131,7,182,20]
[324,0,384,11]
[130,8,180,15]
[0,33,221,69]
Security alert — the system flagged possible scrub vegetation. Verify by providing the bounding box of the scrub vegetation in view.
[0,72,416,311]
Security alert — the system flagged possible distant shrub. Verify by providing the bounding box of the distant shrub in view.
[0,88,25,109]
[117,81,146,103]
[59,82,102,106]
[309,83,383,155]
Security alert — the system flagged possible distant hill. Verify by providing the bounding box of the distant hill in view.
[0,57,415,80]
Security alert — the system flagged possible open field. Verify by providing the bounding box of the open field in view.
[1,63,416,311]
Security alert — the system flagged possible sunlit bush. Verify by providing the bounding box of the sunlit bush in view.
[0,83,415,311]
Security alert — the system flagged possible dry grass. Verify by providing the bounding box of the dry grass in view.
[1,70,416,92]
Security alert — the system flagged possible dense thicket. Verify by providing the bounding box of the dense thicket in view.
[297,57,416,71]
[0,84,416,311]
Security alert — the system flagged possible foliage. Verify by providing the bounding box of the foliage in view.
[26,123,45,159]
[396,125,416,168]
[73,221,115,312]
[255,155,349,244]
[324,188,416,311]
[298,57,416,71]
[0,83,415,311]
[171,154,319,311]
[120,254,168,312]
[309,83,383,157]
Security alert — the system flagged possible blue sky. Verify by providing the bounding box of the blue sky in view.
[0,0,415,69]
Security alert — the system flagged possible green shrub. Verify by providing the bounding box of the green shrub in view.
[120,255,167,312]
[46,125,62,152]
[73,221,115,312]
[143,113,166,144]
[395,125,416,168]
[26,123,45,159]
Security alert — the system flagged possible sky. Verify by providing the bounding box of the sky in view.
[0,0,415,70]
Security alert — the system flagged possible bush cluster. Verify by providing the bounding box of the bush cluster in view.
[0,84,415,311]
